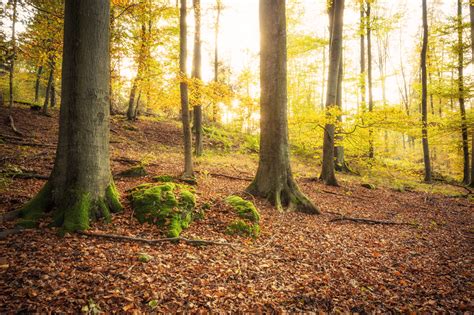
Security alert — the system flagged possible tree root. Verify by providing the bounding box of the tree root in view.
[329,214,416,226]
[8,115,25,137]
[0,209,22,222]
[77,231,236,248]
[0,226,26,240]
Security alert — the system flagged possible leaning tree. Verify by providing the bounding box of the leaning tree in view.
[19,0,122,231]
[246,0,319,214]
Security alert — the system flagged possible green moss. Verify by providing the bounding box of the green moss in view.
[105,181,123,213]
[138,253,153,263]
[118,165,147,177]
[227,219,260,238]
[129,183,197,237]
[18,182,53,228]
[225,195,260,223]
[153,175,174,182]
[62,192,92,232]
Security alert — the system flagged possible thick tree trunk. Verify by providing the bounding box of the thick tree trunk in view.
[469,2,474,187]
[457,0,470,185]
[19,0,122,232]
[180,0,194,178]
[247,0,319,214]
[9,0,17,110]
[367,2,374,159]
[192,0,203,156]
[321,0,344,186]
[34,65,43,103]
[421,0,432,182]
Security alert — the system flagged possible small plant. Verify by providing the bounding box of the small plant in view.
[138,253,153,263]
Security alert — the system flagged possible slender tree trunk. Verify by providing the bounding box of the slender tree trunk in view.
[212,0,222,122]
[192,0,203,156]
[20,0,122,231]
[34,65,43,103]
[469,1,474,187]
[367,1,374,159]
[43,59,55,116]
[360,3,366,112]
[457,0,470,185]
[247,0,319,214]
[421,0,432,182]
[180,0,194,178]
[321,0,344,186]
[127,23,147,121]
[8,0,17,109]
[50,69,56,108]
[321,29,327,110]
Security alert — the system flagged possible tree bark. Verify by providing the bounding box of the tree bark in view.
[192,0,203,156]
[9,0,17,110]
[34,65,43,103]
[127,23,147,121]
[367,1,374,159]
[180,0,194,178]
[247,0,319,214]
[321,0,344,186]
[212,0,222,122]
[360,3,366,112]
[19,0,122,232]
[457,0,470,185]
[43,58,55,115]
[469,1,474,187]
[421,0,432,182]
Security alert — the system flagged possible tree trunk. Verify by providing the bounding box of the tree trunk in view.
[50,69,56,108]
[43,60,54,116]
[127,23,147,121]
[19,0,122,232]
[9,0,17,109]
[212,0,222,122]
[458,0,470,185]
[321,29,327,110]
[469,1,474,187]
[247,0,319,214]
[367,1,374,159]
[321,0,344,186]
[192,0,203,156]
[34,65,43,103]
[421,0,432,182]
[360,3,366,112]
[180,0,194,179]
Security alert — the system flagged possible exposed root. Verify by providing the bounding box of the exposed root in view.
[8,115,25,137]
[329,214,416,226]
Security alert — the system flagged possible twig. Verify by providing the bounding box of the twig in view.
[196,170,252,181]
[8,115,25,137]
[77,231,236,247]
[329,215,416,226]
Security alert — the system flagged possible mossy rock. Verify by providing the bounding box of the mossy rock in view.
[361,183,376,190]
[153,175,174,182]
[227,219,260,238]
[118,165,147,177]
[225,195,260,223]
[225,196,260,238]
[129,183,196,237]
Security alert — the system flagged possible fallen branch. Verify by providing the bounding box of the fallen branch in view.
[0,209,22,222]
[78,231,236,247]
[2,139,56,148]
[0,226,25,240]
[196,170,252,181]
[2,172,49,180]
[329,215,416,226]
[8,115,25,137]
[0,133,24,141]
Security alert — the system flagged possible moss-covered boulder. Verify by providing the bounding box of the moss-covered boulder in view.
[118,165,147,177]
[225,195,260,238]
[129,183,196,237]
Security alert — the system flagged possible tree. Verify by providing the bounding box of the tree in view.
[19,0,122,231]
[8,0,17,109]
[470,0,474,187]
[457,0,469,185]
[359,1,366,113]
[180,0,194,179]
[421,0,432,182]
[127,22,147,121]
[192,0,203,156]
[320,0,344,186]
[247,0,319,214]
[367,0,374,158]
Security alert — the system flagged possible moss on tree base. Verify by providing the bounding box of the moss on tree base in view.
[18,181,123,233]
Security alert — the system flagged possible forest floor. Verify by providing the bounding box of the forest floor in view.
[0,106,473,313]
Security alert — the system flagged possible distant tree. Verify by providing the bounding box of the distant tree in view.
[470,0,474,187]
[366,0,374,158]
[19,0,122,231]
[320,0,344,186]
[247,0,319,214]
[192,0,203,156]
[180,0,194,179]
[8,0,17,109]
[421,0,432,182]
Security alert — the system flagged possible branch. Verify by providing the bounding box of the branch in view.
[0,226,25,240]
[329,215,416,226]
[2,172,49,180]
[196,170,252,181]
[8,115,24,137]
[78,231,236,247]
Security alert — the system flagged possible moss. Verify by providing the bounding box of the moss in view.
[153,175,174,182]
[227,219,260,238]
[118,165,147,177]
[105,181,123,213]
[61,192,92,232]
[129,183,197,237]
[138,253,153,263]
[18,182,53,228]
[225,195,260,223]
